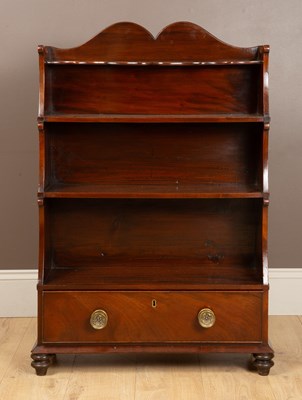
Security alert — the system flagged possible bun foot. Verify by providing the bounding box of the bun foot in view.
[31,354,55,376]
[252,353,274,376]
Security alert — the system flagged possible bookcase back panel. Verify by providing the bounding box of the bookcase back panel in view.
[45,65,260,115]
[46,123,262,188]
[48,198,261,268]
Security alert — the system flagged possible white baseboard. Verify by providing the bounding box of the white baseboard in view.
[0,269,301,317]
[268,268,302,315]
[0,270,38,317]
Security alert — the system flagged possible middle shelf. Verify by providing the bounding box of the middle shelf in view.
[42,182,263,199]
[41,122,265,197]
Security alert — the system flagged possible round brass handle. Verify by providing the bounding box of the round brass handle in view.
[198,308,215,328]
[90,309,108,330]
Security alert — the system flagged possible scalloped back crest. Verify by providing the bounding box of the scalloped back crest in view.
[42,22,260,62]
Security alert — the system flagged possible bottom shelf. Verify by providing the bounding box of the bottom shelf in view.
[43,261,262,290]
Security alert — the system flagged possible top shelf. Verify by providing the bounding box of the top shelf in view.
[45,60,263,66]
[40,114,268,124]
[40,22,269,124]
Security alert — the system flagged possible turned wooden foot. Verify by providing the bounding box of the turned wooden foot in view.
[252,353,274,376]
[31,354,56,376]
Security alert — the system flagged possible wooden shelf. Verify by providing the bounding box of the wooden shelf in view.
[41,114,267,124]
[45,60,263,66]
[42,183,263,199]
[43,262,263,290]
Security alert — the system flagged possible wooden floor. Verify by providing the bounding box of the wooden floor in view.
[0,317,301,399]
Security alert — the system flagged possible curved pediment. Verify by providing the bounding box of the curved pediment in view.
[41,21,261,63]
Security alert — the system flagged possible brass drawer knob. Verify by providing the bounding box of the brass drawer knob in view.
[90,309,108,330]
[198,308,215,328]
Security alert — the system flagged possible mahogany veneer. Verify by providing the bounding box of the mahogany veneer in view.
[32,22,274,376]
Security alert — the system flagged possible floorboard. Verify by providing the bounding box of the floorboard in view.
[0,316,301,400]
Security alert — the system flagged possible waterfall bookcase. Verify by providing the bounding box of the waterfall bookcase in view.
[31,22,274,376]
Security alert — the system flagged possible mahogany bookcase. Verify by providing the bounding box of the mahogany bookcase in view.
[31,22,274,375]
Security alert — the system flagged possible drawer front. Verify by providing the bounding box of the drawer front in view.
[42,291,263,343]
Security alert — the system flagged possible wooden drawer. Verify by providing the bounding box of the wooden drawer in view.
[42,291,263,343]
